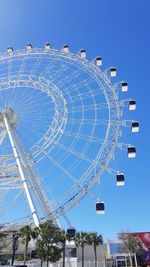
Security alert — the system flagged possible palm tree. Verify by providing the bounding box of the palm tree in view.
[0,225,7,259]
[59,230,72,267]
[75,231,89,267]
[20,225,36,265]
[36,221,62,267]
[0,225,7,251]
[89,232,103,267]
[59,230,66,267]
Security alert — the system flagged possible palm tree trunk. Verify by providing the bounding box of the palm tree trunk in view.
[41,260,43,267]
[82,243,84,267]
[11,235,18,265]
[24,238,28,265]
[129,253,133,266]
[94,243,97,267]
[134,253,137,267]
[62,240,66,267]
[47,259,49,267]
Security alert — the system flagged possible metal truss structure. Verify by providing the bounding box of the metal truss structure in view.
[0,45,138,226]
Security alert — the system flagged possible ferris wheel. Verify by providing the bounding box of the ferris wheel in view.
[0,44,139,227]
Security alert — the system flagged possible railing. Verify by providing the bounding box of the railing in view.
[77,260,105,267]
[25,259,105,267]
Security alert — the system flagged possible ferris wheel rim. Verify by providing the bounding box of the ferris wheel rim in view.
[0,46,122,222]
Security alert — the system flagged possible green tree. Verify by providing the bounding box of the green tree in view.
[119,232,139,266]
[59,230,69,267]
[0,225,7,260]
[89,232,103,267]
[0,225,7,251]
[36,221,62,267]
[20,225,36,265]
[75,231,89,267]
[60,230,66,267]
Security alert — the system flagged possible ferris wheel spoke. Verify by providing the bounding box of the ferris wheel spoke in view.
[18,55,29,75]
[65,130,98,177]
[0,184,23,190]
[69,89,103,103]
[8,85,40,108]
[44,154,79,185]
[39,54,69,82]
[7,57,12,79]
[62,73,93,89]
[63,130,102,144]
[54,58,72,78]
[29,57,43,76]
[0,189,10,203]
[0,130,7,144]
[52,140,94,164]
[7,83,25,107]
[68,118,108,125]
[33,142,79,186]
[58,66,87,87]
[56,60,82,80]
[64,80,101,96]
[70,103,108,112]
[0,189,23,219]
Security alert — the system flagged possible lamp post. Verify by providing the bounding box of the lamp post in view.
[11,233,20,265]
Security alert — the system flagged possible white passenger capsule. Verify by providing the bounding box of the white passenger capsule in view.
[7,47,13,53]
[96,201,105,214]
[116,173,125,186]
[129,100,136,110]
[128,146,136,158]
[131,122,139,132]
[80,49,86,59]
[96,57,102,66]
[63,44,69,53]
[44,43,51,50]
[121,82,128,92]
[110,67,117,77]
[26,43,32,51]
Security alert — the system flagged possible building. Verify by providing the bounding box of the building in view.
[107,232,150,267]
[1,228,150,267]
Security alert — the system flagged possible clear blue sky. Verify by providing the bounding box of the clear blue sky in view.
[0,0,149,241]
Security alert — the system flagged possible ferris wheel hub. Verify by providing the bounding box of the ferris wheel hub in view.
[0,108,18,129]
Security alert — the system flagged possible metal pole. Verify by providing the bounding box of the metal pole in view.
[11,234,19,265]
[3,113,40,227]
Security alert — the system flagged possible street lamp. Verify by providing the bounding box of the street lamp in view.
[11,233,20,265]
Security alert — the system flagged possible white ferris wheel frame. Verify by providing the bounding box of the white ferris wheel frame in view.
[0,47,133,225]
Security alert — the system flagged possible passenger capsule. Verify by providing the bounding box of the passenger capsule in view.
[45,43,51,50]
[67,228,76,237]
[96,202,105,214]
[63,44,69,53]
[96,57,102,66]
[116,174,125,186]
[121,82,128,92]
[7,47,13,53]
[80,49,86,59]
[129,100,136,110]
[128,146,136,158]
[131,122,139,132]
[26,44,32,51]
[110,67,117,77]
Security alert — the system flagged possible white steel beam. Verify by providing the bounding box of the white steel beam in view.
[2,113,40,227]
